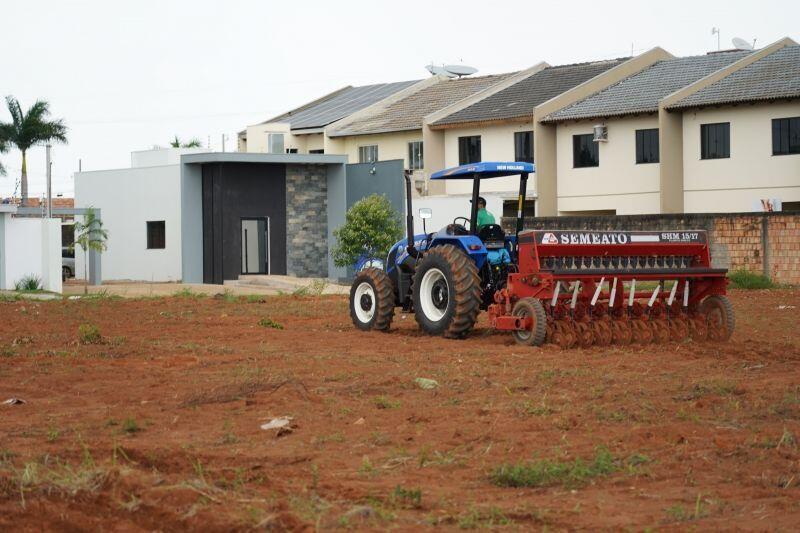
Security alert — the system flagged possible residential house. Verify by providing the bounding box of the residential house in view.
[539,38,799,215]
[326,72,517,192]
[240,80,419,155]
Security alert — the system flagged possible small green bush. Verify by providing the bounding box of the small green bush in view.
[14,275,42,292]
[728,269,775,289]
[490,446,616,488]
[257,318,283,330]
[77,323,102,344]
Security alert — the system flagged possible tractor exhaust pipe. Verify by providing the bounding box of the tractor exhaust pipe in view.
[404,170,419,258]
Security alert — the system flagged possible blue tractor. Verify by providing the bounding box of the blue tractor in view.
[349,161,534,338]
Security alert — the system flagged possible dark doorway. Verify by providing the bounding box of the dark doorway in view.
[202,163,287,284]
[241,217,270,274]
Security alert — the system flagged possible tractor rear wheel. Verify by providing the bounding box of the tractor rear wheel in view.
[700,295,735,341]
[413,245,481,339]
[511,297,547,346]
[350,268,395,332]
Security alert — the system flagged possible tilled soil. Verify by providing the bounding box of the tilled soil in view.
[0,289,799,531]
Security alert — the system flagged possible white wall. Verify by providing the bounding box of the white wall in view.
[556,116,661,215]
[442,123,536,196]
[75,165,183,282]
[1,215,61,292]
[412,193,504,234]
[131,147,209,167]
[682,101,800,213]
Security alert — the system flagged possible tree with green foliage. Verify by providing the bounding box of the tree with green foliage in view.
[332,194,403,268]
[71,208,108,295]
[0,96,68,205]
[169,136,202,148]
[0,136,8,176]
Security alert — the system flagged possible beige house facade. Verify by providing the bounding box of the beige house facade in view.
[542,38,799,215]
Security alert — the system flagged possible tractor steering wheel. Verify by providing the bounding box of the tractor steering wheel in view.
[453,216,470,230]
[447,216,470,236]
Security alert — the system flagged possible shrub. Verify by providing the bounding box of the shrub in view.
[77,323,102,344]
[331,194,403,268]
[728,269,775,289]
[14,274,42,291]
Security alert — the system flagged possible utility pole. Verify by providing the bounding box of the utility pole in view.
[46,145,52,218]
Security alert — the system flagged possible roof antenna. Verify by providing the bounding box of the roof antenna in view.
[711,27,721,51]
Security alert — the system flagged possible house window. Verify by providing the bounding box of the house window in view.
[700,122,730,159]
[635,128,659,164]
[358,145,378,163]
[408,141,424,170]
[573,134,599,168]
[514,131,534,163]
[309,149,324,154]
[147,221,165,249]
[458,136,481,164]
[502,199,536,218]
[772,117,800,155]
[267,133,284,154]
[285,148,298,154]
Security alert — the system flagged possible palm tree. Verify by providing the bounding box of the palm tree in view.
[0,96,67,206]
[169,135,202,148]
[71,208,108,295]
[0,136,7,177]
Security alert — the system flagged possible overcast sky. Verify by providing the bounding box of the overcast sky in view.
[0,0,797,198]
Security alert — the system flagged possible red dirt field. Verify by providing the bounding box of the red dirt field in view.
[1,289,799,531]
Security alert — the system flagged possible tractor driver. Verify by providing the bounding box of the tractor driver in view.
[473,196,496,229]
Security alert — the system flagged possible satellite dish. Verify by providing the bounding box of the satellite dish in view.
[426,64,457,78]
[732,37,754,51]
[443,64,478,78]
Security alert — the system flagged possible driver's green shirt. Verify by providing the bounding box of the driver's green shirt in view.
[477,208,495,228]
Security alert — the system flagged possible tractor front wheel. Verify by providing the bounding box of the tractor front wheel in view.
[413,245,481,339]
[349,268,395,332]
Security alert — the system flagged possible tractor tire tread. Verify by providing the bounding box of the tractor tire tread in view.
[413,244,481,339]
[350,268,395,332]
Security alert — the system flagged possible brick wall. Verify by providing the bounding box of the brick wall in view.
[286,165,328,278]
[502,212,800,285]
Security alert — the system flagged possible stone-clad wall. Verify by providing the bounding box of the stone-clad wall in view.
[286,165,328,278]
[502,212,800,285]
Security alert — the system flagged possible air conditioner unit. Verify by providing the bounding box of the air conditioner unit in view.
[593,124,608,142]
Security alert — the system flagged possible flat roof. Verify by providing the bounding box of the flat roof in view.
[180,152,348,165]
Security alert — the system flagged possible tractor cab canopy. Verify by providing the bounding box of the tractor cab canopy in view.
[430,161,534,180]
[430,162,535,239]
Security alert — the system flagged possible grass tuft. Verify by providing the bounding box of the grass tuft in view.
[78,323,102,344]
[728,269,775,289]
[490,446,616,488]
[14,274,43,292]
[257,318,283,329]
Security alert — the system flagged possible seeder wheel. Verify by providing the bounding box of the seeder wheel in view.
[511,298,547,346]
[700,295,735,342]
